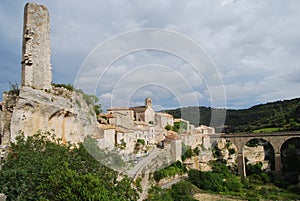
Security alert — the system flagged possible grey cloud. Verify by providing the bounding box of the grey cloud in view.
[1,0,299,110]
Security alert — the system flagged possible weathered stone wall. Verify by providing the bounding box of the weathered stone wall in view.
[155,113,174,128]
[10,87,102,144]
[170,139,182,161]
[21,3,52,90]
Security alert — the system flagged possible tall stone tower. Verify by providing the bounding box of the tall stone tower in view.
[21,3,52,90]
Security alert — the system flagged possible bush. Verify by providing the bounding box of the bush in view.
[228,148,236,155]
[248,174,263,185]
[165,125,172,130]
[188,169,225,192]
[0,131,138,201]
[246,162,263,175]
[224,175,243,192]
[260,173,270,184]
[7,81,20,96]
[52,83,75,91]
[288,183,300,194]
[210,160,230,174]
[182,145,194,161]
[153,161,187,182]
[137,138,145,146]
[171,181,197,201]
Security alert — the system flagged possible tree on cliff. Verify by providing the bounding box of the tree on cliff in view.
[0,131,138,201]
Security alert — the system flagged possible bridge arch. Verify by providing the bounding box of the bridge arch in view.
[280,137,300,182]
[210,132,300,177]
[243,138,275,172]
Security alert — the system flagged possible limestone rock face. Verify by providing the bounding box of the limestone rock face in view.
[244,145,265,165]
[215,139,237,167]
[10,86,102,144]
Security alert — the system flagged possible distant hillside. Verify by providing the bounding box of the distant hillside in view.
[163,98,300,133]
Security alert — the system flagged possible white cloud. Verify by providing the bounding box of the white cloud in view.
[1,0,300,110]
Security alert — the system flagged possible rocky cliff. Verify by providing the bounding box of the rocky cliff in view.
[5,86,101,144]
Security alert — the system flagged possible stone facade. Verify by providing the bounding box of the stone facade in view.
[107,107,134,128]
[155,112,174,128]
[21,3,52,90]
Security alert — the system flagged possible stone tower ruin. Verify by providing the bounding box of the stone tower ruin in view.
[21,3,52,90]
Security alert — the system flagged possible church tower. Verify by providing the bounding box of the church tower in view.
[145,97,152,108]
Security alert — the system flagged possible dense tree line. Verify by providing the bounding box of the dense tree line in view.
[0,131,138,201]
[163,98,300,133]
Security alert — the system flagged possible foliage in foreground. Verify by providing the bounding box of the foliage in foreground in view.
[147,181,197,201]
[0,131,138,201]
[153,161,187,182]
[188,161,300,201]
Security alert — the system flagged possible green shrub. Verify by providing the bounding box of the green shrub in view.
[137,138,145,146]
[188,169,225,192]
[171,181,197,201]
[52,83,75,91]
[153,161,187,182]
[182,145,194,161]
[228,148,236,155]
[7,81,20,96]
[288,183,300,194]
[224,175,243,192]
[164,124,172,130]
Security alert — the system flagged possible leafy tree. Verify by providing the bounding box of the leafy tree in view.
[0,131,138,201]
[153,161,187,182]
[170,181,197,201]
[147,181,197,201]
[182,145,194,161]
[283,144,300,174]
[147,186,173,201]
[188,169,225,192]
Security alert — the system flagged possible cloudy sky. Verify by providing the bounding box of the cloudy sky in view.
[1,0,300,111]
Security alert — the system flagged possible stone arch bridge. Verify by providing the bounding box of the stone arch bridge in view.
[209,132,300,177]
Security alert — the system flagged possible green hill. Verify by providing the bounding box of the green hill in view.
[163,98,300,133]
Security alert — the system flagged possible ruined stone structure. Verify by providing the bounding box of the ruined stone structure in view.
[210,132,300,177]
[0,3,101,147]
[21,3,52,90]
